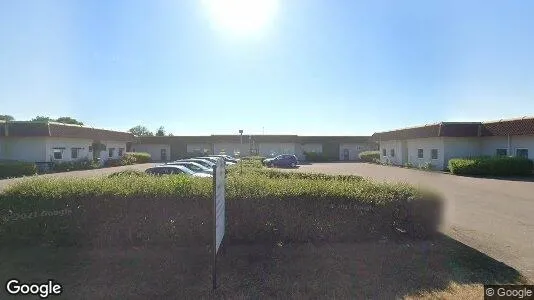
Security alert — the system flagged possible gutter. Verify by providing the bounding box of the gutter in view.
[507,135,511,155]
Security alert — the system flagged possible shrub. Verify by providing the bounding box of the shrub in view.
[103,159,122,167]
[448,156,534,176]
[123,152,151,164]
[359,151,380,162]
[0,168,443,247]
[303,152,328,162]
[419,162,434,171]
[108,170,148,178]
[51,159,99,173]
[0,161,38,179]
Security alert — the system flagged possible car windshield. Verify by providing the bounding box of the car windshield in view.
[174,166,194,175]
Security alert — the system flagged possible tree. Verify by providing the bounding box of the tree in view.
[167,133,174,136]
[0,115,14,121]
[128,125,154,137]
[31,116,52,122]
[55,117,84,125]
[155,126,165,136]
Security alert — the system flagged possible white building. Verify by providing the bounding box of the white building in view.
[0,121,133,163]
[372,117,534,170]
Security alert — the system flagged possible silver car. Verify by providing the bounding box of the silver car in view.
[166,161,213,174]
[145,165,212,177]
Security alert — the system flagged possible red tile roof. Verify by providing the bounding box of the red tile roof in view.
[372,117,534,141]
[3,122,133,141]
[481,117,534,136]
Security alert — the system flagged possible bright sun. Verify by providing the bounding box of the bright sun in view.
[202,0,279,36]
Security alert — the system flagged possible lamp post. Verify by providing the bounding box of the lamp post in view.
[239,130,243,173]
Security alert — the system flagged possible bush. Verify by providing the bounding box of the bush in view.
[108,170,148,178]
[0,167,443,247]
[448,156,534,176]
[123,152,151,164]
[51,159,99,173]
[0,161,38,179]
[359,151,380,162]
[303,152,328,162]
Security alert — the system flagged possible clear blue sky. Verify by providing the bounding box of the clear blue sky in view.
[1,0,533,135]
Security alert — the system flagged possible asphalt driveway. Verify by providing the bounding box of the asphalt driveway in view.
[288,162,534,281]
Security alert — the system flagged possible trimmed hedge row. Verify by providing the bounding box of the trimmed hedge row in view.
[52,159,99,172]
[0,161,37,179]
[359,151,380,162]
[124,152,151,163]
[0,168,443,247]
[448,156,533,176]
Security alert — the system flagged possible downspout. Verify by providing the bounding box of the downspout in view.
[507,135,511,156]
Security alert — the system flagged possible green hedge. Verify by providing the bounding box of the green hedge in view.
[0,168,443,247]
[303,152,329,162]
[0,161,37,179]
[448,156,534,176]
[124,152,151,164]
[359,151,380,162]
[52,159,99,172]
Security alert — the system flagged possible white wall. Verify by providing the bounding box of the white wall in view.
[46,137,93,162]
[480,136,508,157]
[406,137,445,170]
[1,137,48,162]
[339,143,368,160]
[480,135,534,159]
[258,143,296,157]
[302,143,323,153]
[213,143,249,157]
[99,140,127,160]
[133,144,171,161]
[511,135,534,159]
[443,137,481,168]
[186,143,212,155]
[379,140,405,165]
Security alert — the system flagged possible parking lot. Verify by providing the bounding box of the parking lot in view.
[0,160,532,281]
[288,162,534,281]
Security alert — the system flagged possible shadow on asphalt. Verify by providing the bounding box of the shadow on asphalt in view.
[0,234,527,298]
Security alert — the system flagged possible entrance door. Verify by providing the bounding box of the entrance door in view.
[343,149,350,160]
[161,149,167,161]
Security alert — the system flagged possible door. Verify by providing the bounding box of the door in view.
[161,149,167,161]
[343,149,350,160]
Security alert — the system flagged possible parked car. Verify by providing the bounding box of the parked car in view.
[166,161,213,174]
[176,158,216,169]
[208,154,240,163]
[197,156,235,166]
[145,165,212,177]
[263,154,299,168]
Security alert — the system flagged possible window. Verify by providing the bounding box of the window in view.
[516,148,529,159]
[431,149,438,160]
[390,149,395,157]
[88,146,93,152]
[382,149,386,157]
[108,148,115,157]
[52,148,63,160]
[71,148,79,159]
[496,149,508,157]
[417,149,424,159]
[118,148,124,156]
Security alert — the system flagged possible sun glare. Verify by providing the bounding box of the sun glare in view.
[203,0,279,36]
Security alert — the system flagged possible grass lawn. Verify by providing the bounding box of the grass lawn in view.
[0,234,527,299]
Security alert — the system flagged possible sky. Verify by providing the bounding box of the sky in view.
[1,0,533,136]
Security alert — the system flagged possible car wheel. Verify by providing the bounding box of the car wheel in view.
[290,162,296,168]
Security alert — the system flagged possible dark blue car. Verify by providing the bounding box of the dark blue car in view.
[263,154,299,168]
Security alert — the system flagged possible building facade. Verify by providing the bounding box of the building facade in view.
[0,121,133,163]
[133,135,376,162]
[372,117,534,170]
